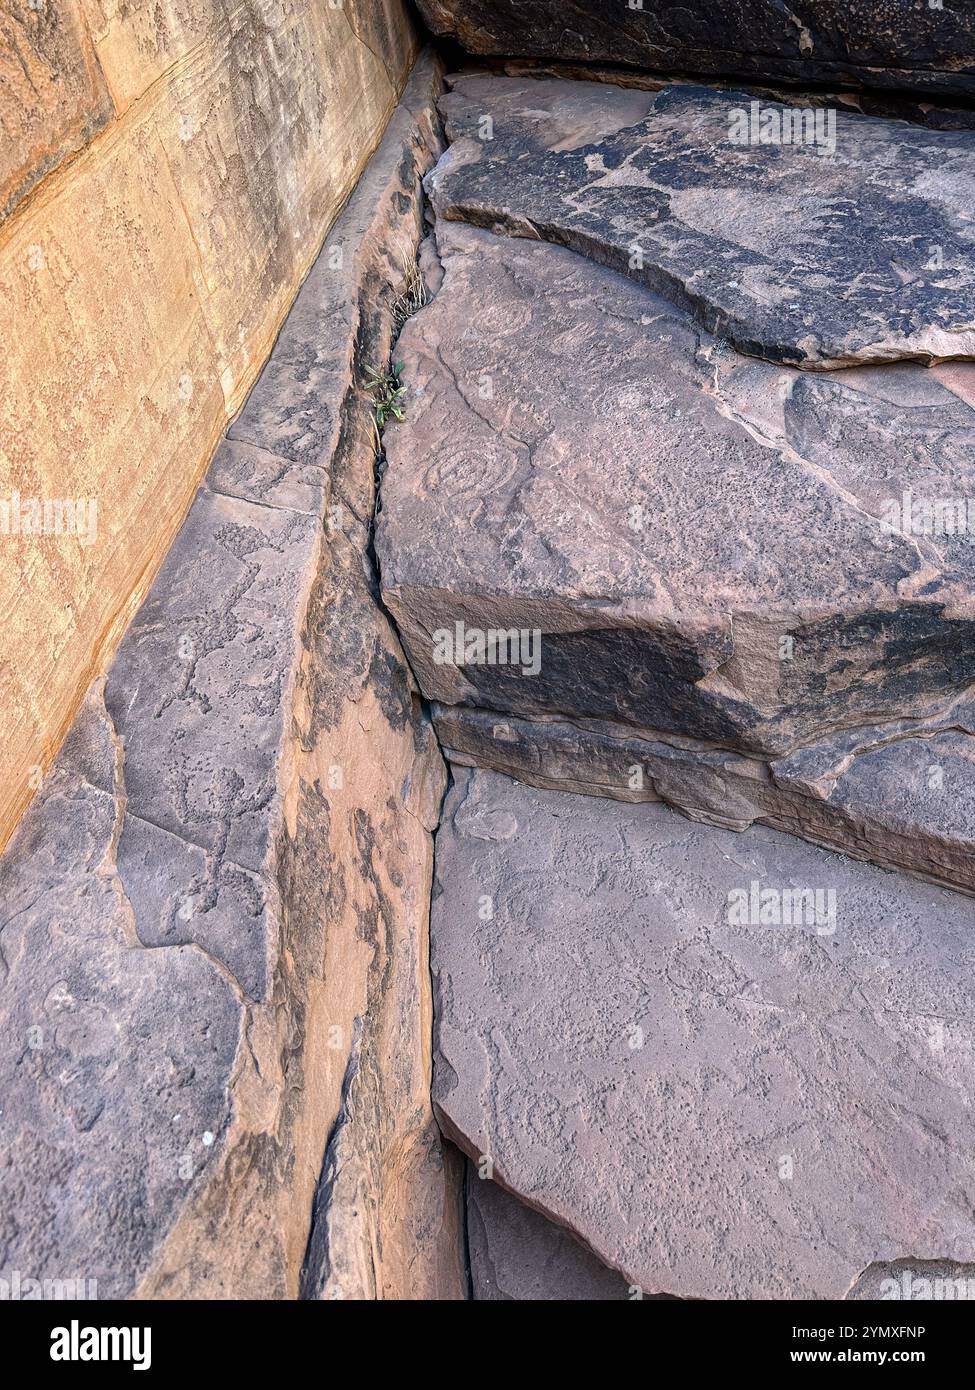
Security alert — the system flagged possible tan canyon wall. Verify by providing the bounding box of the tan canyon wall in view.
[0,0,418,849]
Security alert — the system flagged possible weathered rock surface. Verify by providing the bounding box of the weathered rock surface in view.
[0,0,112,221]
[417,2,975,101]
[427,78,975,367]
[435,704,975,896]
[0,688,243,1297]
[439,73,659,152]
[488,61,975,135]
[467,1166,639,1300]
[377,220,975,764]
[0,57,466,1302]
[379,79,975,890]
[0,0,420,855]
[432,769,975,1301]
[466,1104,972,1303]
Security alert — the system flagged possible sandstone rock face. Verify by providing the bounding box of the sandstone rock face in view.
[439,73,659,151]
[0,59,466,1301]
[467,1168,639,1301]
[417,1,975,100]
[0,0,419,854]
[428,80,975,368]
[0,689,243,1297]
[0,0,112,220]
[432,770,975,1300]
[377,218,975,758]
[484,61,975,136]
[376,77,975,890]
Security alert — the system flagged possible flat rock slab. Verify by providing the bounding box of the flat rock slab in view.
[377,220,975,759]
[439,74,659,153]
[428,78,975,367]
[0,694,241,1297]
[434,704,975,896]
[467,1168,967,1301]
[418,2,975,101]
[432,769,975,1300]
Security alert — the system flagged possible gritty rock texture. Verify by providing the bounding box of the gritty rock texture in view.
[433,769,975,1301]
[417,1,975,100]
[377,219,975,763]
[487,60,975,135]
[103,489,319,1005]
[0,57,466,1302]
[467,1168,641,1300]
[428,78,975,367]
[0,690,241,1298]
[435,704,975,895]
[439,73,659,152]
[380,74,975,890]
[0,0,112,220]
[0,0,420,855]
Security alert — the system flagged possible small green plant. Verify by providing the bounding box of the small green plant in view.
[363,361,407,446]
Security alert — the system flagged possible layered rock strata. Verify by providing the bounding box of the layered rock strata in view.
[376,74,975,893]
[416,2,975,100]
[435,706,975,895]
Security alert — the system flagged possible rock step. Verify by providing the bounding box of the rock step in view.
[416,3,975,103]
[378,217,975,761]
[376,82,975,891]
[429,75,975,369]
[432,768,975,1301]
[435,704,975,897]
